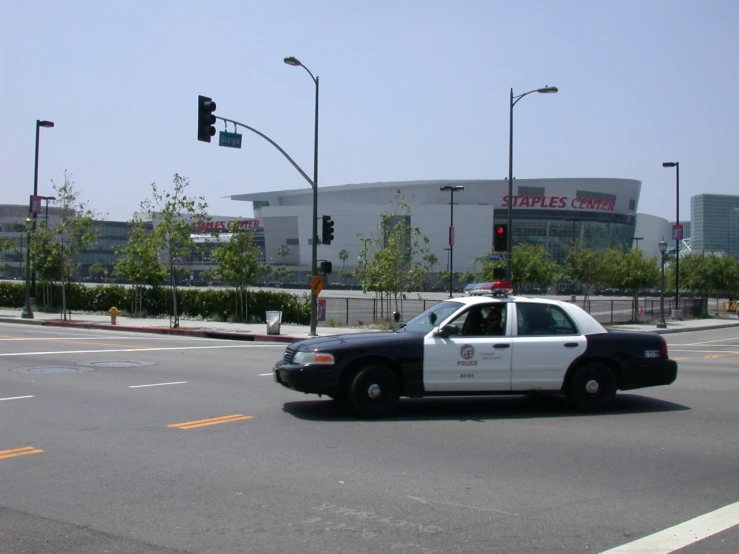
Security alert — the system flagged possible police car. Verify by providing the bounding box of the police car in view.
[273,282,678,419]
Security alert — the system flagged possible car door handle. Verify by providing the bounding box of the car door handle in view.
[564,343,579,348]
[493,344,510,349]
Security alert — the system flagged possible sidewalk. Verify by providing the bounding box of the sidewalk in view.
[1,308,738,343]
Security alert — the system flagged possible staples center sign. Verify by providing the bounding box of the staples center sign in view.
[502,195,615,211]
[191,219,262,232]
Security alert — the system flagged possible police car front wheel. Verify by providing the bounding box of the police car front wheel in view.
[347,365,400,419]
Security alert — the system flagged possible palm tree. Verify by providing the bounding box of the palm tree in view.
[338,249,349,267]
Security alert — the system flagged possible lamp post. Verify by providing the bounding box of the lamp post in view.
[21,217,34,319]
[662,161,679,310]
[441,185,464,297]
[507,86,558,282]
[284,56,319,336]
[657,239,667,328]
[31,120,54,300]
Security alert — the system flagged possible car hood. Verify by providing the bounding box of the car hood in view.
[292,329,416,351]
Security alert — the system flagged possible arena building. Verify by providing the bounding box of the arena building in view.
[230,178,643,272]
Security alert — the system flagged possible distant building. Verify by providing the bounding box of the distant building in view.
[690,194,739,257]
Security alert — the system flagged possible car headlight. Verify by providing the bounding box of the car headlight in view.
[292,351,336,365]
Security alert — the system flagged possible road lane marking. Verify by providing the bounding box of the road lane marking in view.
[671,349,739,354]
[128,381,187,388]
[168,414,253,430]
[705,354,725,359]
[0,446,44,460]
[599,500,739,553]
[0,395,34,401]
[407,496,519,516]
[0,344,283,357]
[258,373,273,376]
[680,337,739,346]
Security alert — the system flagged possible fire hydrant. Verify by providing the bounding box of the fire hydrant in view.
[108,306,120,325]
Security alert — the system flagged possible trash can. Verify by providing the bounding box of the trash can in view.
[266,311,282,335]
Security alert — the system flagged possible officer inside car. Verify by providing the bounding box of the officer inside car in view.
[483,308,504,335]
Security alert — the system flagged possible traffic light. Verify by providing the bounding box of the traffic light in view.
[493,224,508,252]
[493,267,506,280]
[197,95,217,142]
[320,260,333,274]
[321,215,334,245]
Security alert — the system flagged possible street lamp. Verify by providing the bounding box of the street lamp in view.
[284,56,320,336]
[440,185,464,297]
[21,217,34,319]
[662,161,679,310]
[657,239,667,328]
[32,120,54,300]
[507,86,558,282]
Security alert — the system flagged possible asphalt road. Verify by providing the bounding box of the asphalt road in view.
[1,323,738,553]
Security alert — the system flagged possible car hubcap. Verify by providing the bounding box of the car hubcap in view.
[367,383,382,399]
[585,379,600,394]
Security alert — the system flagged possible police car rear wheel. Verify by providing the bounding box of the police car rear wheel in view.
[567,363,617,412]
[347,365,399,419]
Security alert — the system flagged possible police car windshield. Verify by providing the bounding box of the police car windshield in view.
[402,301,464,333]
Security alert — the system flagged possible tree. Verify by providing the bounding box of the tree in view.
[565,243,612,308]
[271,265,294,283]
[277,244,291,263]
[355,195,430,318]
[338,249,349,267]
[512,244,561,292]
[43,171,102,319]
[338,268,354,284]
[88,262,107,282]
[680,252,739,299]
[113,220,167,314]
[209,221,261,322]
[136,174,209,328]
[610,248,659,321]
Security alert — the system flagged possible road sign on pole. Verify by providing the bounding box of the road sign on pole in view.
[488,253,508,261]
[310,274,324,296]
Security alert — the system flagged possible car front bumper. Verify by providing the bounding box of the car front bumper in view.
[273,362,341,397]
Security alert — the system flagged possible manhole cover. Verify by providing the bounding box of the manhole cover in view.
[11,367,95,375]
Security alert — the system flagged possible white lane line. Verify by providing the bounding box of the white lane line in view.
[670,349,739,353]
[0,344,285,357]
[258,373,273,376]
[128,381,188,389]
[0,336,182,341]
[406,495,519,516]
[680,337,739,346]
[600,500,739,553]
[0,395,34,401]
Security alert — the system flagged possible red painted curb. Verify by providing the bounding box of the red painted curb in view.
[39,320,300,343]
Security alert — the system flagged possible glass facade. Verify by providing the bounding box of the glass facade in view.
[691,194,739,257]
[494,209,636,264]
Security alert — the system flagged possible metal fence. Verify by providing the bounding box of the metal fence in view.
[318,296,709,327]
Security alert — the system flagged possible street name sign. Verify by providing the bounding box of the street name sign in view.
[219,131,242,149]
[488,253,508,261]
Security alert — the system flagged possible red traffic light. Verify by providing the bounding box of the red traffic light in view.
[495,226,505,234]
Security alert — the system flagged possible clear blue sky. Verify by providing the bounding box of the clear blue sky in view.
[2,0,737,223]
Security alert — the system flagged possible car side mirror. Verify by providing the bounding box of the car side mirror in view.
[434,324,459,338]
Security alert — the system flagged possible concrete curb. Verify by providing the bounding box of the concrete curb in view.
[0,318,301,343]
[652,321,739,334]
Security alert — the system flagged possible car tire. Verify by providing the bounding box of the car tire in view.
[347,365,399,419]
[567,363,617,412]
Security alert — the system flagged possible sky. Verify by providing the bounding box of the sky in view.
[2,0,737,223]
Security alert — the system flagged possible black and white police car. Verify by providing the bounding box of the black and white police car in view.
[274,282,678,418]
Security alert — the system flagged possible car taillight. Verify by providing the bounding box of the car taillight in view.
[660,336,668,358]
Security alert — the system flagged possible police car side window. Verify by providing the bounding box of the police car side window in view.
[517,303,577,336]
